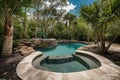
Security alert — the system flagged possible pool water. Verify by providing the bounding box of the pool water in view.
[33,43,101,73]
[36,43,86,56]
[41,57,89,72]
[42,61,88,72]
[32,54,101,73]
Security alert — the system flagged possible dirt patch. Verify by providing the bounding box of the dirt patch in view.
[0,53,29,80]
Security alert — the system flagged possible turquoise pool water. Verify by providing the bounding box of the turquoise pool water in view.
[32,53,101,73]
[36,43,86,56]
[33,43,101,72]
[42,58,89,72]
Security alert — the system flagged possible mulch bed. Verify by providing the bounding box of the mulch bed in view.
[0,53,28,80]
[0,50,120,80]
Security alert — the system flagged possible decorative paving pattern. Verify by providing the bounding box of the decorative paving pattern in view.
[16,51,120,80]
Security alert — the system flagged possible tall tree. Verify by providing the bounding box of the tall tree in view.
[0,0,33,56]
[80,0,120,53]
[33,0,67,38]
[64,13,76,40]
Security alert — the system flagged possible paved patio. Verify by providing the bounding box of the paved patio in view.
[16,50,120,80]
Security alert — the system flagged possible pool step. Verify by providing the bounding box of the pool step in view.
[74,53,101,69]
[48,55,74,64]
[32,54,49,70]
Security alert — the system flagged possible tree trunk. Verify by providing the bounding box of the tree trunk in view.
[65,22,68,39]
[23,7,28,38]
[23,21,28,38]
[1,20,13,56]
[99,27,107,53]
[100,38,107,53]
[106,36,118,51]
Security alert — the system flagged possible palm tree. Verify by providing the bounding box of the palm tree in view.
[80,0,120,53]
[64,13,76,40]
[0,0,33,56]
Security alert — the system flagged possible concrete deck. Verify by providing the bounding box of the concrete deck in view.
[16,51,120,80]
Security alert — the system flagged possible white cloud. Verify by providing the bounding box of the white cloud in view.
[63,1,76,12]
[27,12,30,16]
[56,1,76,12]
[45,1,51,7]
[44,1,76,13]
[56,5,62,10]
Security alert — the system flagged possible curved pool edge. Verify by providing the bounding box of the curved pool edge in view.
[16,51,120,80]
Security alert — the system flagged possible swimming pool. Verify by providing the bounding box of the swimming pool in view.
[33,42,101,73]
[32,53,101,73]
[36,43,86,56]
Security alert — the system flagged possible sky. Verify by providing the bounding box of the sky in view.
[68,0,96,17]
[28,0,96,18]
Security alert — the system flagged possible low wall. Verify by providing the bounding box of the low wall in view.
[13,38,57,49]
[33,39,57,48]
[39,39,57,48]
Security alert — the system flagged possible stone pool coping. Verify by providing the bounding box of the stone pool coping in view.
[16,51,120,80]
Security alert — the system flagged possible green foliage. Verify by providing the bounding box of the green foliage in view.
[75,18,88,36]
[80,0,120,39]
[28,20,38,38]
[13,23,23,39]
[0,0,31,17]
[0,20,4,49]
[107,19,120,36]
[55,22,65,32]
[64,13,76,25]
[80,0,120,52]
[0,19,4,36]
[0,0,119,42]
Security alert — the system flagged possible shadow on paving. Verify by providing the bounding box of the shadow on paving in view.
[0,53,29,80]
[104,51,120,66]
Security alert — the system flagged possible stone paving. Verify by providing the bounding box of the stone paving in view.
[16,50,120,80]
[109,43,120,52]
